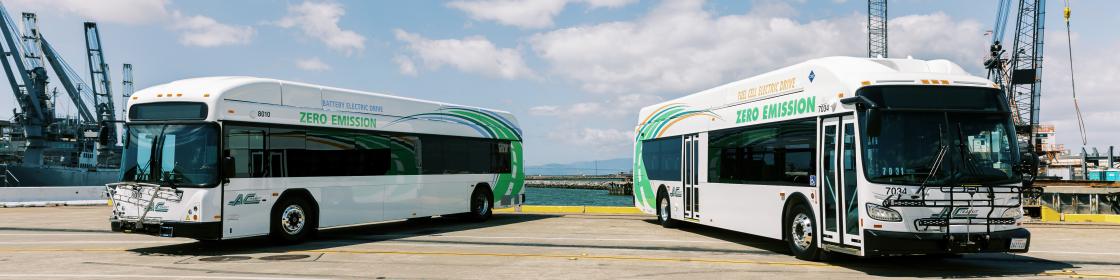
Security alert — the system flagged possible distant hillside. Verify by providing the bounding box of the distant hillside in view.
[526,158,632,175]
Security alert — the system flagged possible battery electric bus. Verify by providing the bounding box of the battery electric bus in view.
[633,56,1030,259]
[107,77,524,242]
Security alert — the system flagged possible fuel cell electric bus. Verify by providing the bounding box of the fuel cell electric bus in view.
[108,77,524,242]
[633,57,1030,259]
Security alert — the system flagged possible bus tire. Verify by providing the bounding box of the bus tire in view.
[657,189,676,228]
[786,203,821,261]
[465,187,493,222]
[270,195,315,244]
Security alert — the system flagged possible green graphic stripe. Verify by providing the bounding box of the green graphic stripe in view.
[632,104,720,210]
[443,109,524,204]
[632,105,685,209]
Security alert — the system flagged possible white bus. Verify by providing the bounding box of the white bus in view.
[633,57,1030,259]
[107,77,524,242]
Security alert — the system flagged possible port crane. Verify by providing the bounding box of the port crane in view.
[984,0,1047,183]
[867,0,887,58]
[85,22,118,146]
[0,2,123,168]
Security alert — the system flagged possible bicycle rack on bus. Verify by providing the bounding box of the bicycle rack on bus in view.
[882,184,1022,252]
[105,182,183,230]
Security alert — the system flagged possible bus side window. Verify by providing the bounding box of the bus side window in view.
[269,128,306,177]
[493,141,511,174]
[225,126,265,178]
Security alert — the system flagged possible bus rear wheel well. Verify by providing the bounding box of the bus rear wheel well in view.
[474,182,493,199]
[274,189,319,229]
[781,193,812,242]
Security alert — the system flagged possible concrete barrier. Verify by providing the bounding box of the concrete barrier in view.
[0,186,108,207]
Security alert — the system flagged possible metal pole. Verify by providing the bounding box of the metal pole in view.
[1081,147,1088,180]
[1109,146,1115,169]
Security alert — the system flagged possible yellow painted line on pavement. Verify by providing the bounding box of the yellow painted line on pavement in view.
[584,206,644,214]
[297,248,833,268]
[1040,270,1120,279]
[495,205,645,215]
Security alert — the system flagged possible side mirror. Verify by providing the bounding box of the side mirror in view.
[98,125,111,146]
[1016,151,1039,175]
[222,156,236,179]
[866,108,882,137]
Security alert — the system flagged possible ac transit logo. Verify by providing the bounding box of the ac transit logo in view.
[933,207,981,218]
[147,202,169,212]
[228,193,262,206]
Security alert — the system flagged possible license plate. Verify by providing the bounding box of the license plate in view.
[1010,238,1028,250]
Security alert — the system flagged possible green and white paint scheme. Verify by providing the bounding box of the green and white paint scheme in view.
[634,56,1029,258]
[109,76,523,240]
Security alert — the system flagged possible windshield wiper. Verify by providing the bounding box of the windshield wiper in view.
[921,145,949,187]
[150,125,179,189]
[955,123,985,182]
[920,125,949,189]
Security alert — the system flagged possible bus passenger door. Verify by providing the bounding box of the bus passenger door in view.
[839,117,862,248]
[819,115,862,250]
[819,118,841,245]
[683,134,699,220]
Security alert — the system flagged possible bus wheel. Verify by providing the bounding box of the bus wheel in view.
[465,188,493,222]
[786,204,821,260]
[657,191,676,228]
[270,196,314,244]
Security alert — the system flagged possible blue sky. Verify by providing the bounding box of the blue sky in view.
[1,0,1117,165]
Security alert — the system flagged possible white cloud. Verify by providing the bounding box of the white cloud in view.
[394,55,418,76]
[275,1,366,55]
[8,0,254,48]
[583,0,637,8]
[529,0,987,94]
[171,12,254,47]
[295,57,331,71]
[545,127,635,156]
[889,13,988,66]
[6,0,170,24]
[1039,36,1120,150]
[447,0,637,29]
[528,105,560,116]
[394,29,535,79]
[554,128,633,145]
[448,0,567,29]
[530,94,662,118]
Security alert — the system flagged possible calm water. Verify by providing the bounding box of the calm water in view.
[526,187,633,206]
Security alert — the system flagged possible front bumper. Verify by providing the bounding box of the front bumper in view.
[864,228,1030,256]
[111,219,222,240]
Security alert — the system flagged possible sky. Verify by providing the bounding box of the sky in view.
[0,0,1116,165]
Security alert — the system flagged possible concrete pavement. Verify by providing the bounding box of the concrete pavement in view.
[1,206,1119,279]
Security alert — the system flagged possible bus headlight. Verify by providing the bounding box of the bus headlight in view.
[866,203,902,222]
[1002,207,1023,219]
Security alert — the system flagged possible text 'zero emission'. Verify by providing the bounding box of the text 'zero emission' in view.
[735,96,816,124]
[299,112,377,128]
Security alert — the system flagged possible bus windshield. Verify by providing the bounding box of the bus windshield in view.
[859,86,1020,186]
[119,123,220,187]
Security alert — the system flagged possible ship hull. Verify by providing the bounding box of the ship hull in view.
[2,165,117,187]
